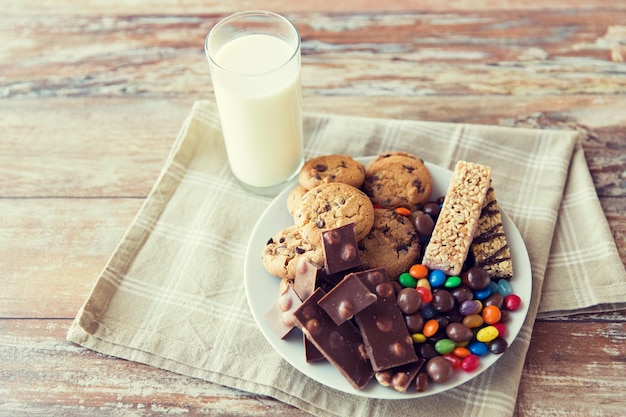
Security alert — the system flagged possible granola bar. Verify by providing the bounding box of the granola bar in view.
[422,161,492,276]
[471,187,513,279]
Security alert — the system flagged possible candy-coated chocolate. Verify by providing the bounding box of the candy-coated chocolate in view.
[409,264,429,279]
[434,338,456,354]
[446,322,474,343]
[411,333,427,343]
[414,213,435,236]
[444,275,462,289]
[404,312,425,333]
[473,286,491,300]
[504,294,522,311]
[459,299,481,316]
[450,285,474,304]
[414,372,429,392]
[397,288,422,315]
[416,342,438,359]
[416,286,433,303]
[488,337,508,354]
[484,293,504,309]
[443,353,462,370]
[461,354,480,372]
[452,346,471,359]
[462,314,484,328]
[426,356,454,383]
[482,305,502,325]
[476,325,499,343]
[464,266,491,290]
[428,269,447,288]
[492,322,507,338]
[416,278,431,290]
[422,319,439,337]
[468,341,489,356]
[497,279,513,297]
[422,202,441,218]
[432,289,455,312]
[399,272,418,288]
[420,303,438,320]
[395,207,412,217]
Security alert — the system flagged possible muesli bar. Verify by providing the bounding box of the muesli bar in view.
[471,187,513,279]
[422,161,492,276]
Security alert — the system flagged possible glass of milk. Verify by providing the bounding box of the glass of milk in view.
[205,11,304,196]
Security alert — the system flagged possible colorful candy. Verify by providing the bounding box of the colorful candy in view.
[399,272,418,288]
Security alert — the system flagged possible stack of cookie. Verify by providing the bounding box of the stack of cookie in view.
[262,152,433,284]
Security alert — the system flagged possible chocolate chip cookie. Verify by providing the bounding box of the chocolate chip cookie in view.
[294,182,374,247]
[358,208,421,280]
[298,154,366,190]
[262,225,324,280]
[363,151,432,211]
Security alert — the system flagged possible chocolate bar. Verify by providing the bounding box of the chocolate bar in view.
[318,273,377,325]
[264,284,302,339]
[353,268,418,371]
[304,334,325,362]
[422,161,492,276]
[293,288,374,390]
[293,258,323,301]
[322,223,363,274]
[375,358,425,393]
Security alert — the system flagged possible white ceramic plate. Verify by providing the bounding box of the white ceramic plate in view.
[244,157,532,399]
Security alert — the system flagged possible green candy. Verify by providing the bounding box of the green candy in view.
[444,275,462,288]
[399,272,418,288]
[434,338,456,355]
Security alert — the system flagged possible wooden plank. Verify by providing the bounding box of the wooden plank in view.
[2,0,625,16]
[518,320,626,416]
[2,11,626,98]
[2,96,625,200]
[0,318,623,416]
[0,198,142,318]
[0,319,310,417]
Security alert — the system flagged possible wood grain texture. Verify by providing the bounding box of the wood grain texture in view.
[1,1,625,416]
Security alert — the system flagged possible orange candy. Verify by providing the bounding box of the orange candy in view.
[452,346,472,359]
[482,305,502,325]
[422,319,439,337]
[394,207,412,216]
[409,264,429,279]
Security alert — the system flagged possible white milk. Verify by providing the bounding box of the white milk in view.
[211,34,303,189]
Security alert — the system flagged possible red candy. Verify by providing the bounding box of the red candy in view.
[443,353,463,370]
[461,354,480,372]
[492,322,507,338]
[504,294,522,311]
[416,286,433,303]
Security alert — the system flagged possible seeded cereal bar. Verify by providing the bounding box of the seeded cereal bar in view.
[471,187,513,279]
[422,161,492,276]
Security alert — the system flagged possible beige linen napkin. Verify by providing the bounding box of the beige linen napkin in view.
[67,100,626,417]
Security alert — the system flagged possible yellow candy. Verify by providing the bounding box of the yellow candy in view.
[416,278,431,291]
[411,333,427,343]
[476,325,499,343]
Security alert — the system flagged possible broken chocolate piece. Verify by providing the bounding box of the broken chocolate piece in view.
[293,258,323,301]
[375,358,425,393]
[264,284,303,339]
[304,334,325,363]
[322,223,362,274]
[318,273,377,325]
[353,268,418,371]
[293,288,374,390]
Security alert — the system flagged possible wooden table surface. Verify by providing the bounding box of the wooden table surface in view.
[2,1,625,416]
